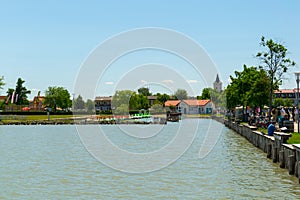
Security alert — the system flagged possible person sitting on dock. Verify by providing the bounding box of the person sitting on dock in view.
[267,121,276,136]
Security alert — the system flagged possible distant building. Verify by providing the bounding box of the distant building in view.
[164,100,181,112]
[164,99,213,114]
[0,96,6,102]
[29,95,46,111]
[179,99,213,114]
[274,89,297,105]
[95,96,112,111]
[213,74,222,92]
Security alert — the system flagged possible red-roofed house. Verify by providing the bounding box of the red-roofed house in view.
[180,99,213,114]
[29,96,46,111]
[164,100,181,112]
[0,96,6,102]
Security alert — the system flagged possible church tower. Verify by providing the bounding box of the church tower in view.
[213,74,222,92]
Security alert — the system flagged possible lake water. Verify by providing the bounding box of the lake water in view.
[1,119,300,199]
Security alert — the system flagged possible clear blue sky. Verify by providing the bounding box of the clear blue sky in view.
[1,0,300,100]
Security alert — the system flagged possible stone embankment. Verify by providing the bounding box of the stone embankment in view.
[221,118,300,183]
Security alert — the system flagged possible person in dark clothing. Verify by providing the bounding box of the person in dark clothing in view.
[292,107,296,122]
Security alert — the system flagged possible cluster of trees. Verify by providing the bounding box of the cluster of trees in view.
[225,36,296,119]
[0,78,75,112]
[111,88,188,114]
[3,36,293,115]
[226,65,270,109]
[6,78,31,105]
[0,76,192,113]
[73,95,97,112]
[44,86,72,112]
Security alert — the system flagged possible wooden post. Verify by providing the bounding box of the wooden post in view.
[279,150,285,168]
[296,161,299,178]
[298,161,300,184]
[272,146,278,163]
[267,143,272,159]
[289,155,295,175]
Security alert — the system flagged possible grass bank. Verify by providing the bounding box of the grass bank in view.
[256,127,300,144]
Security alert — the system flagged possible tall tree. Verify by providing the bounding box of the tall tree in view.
[44,86,72,112]
[74,95,85,110]
[14,78,31,105]
[225,65,270,112]
[138,87,151,96]
[200,88,212,100]
[5,88,15,104]
[86,99,95,112]
[246,69,270,109]
[0,76,4,92]
[112,90,135,109]
[174,89,188,100]
[131,93,149,110]
[256,36,296,119]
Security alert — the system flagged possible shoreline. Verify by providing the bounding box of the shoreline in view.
[0,114,215,125]
[220,117,300,184]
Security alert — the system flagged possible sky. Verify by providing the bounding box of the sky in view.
[0,0,300,100]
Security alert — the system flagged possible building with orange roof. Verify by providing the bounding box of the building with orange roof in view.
[165,99,213,114]
[274,89,297,105]
[164,100,181,112]
[29,95,46,111]
[180,99,213,114]
[0,96,6,102]
[164,100,180,107]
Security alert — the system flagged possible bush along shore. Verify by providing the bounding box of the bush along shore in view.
[220,116,300,184]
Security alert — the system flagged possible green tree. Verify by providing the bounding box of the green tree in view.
[226,65,252,109]
[0,76,4,92]
[200,88,212,100]
[14,78,31,105]
[5,78,31,105]
[112,90,135,109]
[246,69,270,109]
[44,86,72,112]
[86,99,95,113]
[209,88,226,110]
[174,89,188,100]
[74,95,85,110]
[256,36,296,119]
[133,93,149,110]
[138,87,151,96]
[225,81,240,110]
[225,65,270,111]
[273,98,293,108]
[155,93,170,105]
[150,103,166,115]
[114,104,129,115]
[6,88,14,101]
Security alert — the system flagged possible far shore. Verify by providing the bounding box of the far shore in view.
[0,113,215,125]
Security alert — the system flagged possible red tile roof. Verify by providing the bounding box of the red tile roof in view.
[182,99,210,106]
[274,89,296,93]
[0,96,6,101]
[95,96,112,101]
[165,100,180,107]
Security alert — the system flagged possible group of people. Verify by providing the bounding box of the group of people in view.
[267,106,298,136]
[271,106,299,123]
